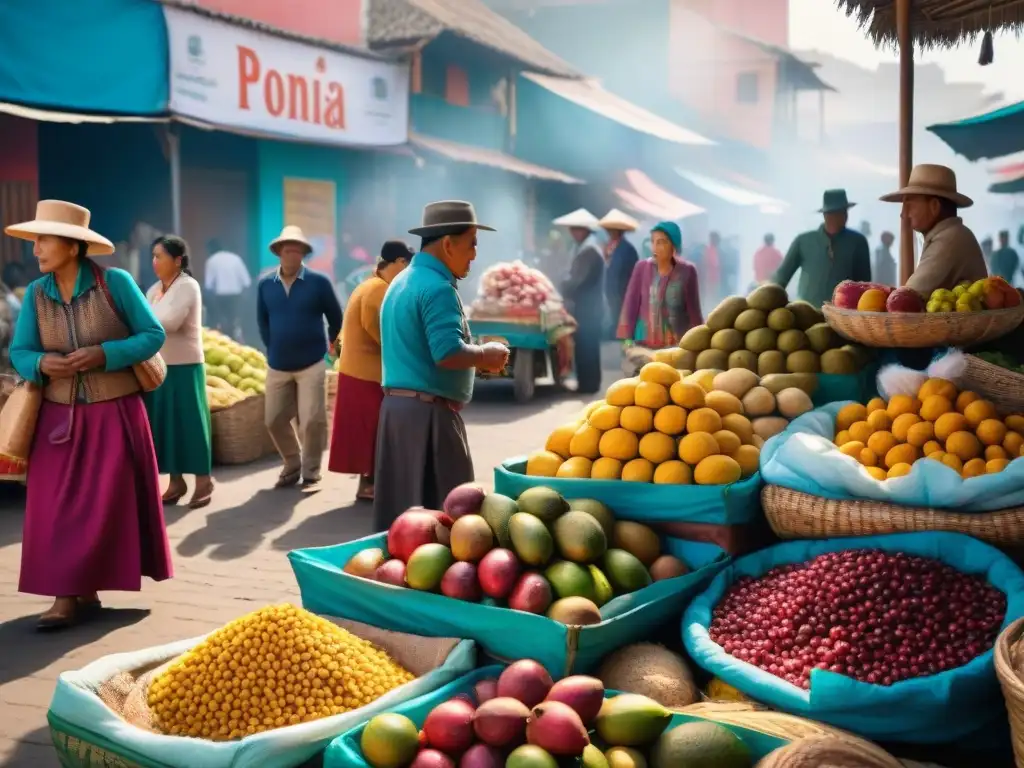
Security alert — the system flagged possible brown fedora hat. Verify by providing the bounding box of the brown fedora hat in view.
[879,164,973,208]
[408,200,496,237]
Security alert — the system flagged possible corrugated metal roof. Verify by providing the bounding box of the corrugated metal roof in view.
[409,133,582,183]
[158,0,393,61]
[368,0,579,77]
[523,73,714,146]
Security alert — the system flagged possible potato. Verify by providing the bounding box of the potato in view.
[776,387,814,419]
[741,386,776,417]
[752,416,790,441]
[712,368,760,399]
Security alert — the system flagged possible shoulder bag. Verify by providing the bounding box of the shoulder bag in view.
[0,374,41,477]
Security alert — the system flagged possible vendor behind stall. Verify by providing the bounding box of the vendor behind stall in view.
[879,164,987,295]
[554,208,605,395]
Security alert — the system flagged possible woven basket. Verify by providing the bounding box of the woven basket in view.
[822,302,1024,348]
[995,617,1024,768]
[325,370,338,441]
[761,484,1024,550]
[211,394,272,465]
[961,354,1024,416]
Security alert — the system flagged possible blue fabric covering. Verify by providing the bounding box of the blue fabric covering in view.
[494,458,763,525]
[256,267,342,372]
[815,369,879,408]
[324,667,789,768]
[760,402,1024,512]
[682,532,1024,743]
[381,253,475,403]
[0,0,167,113]
[289,532,728,678]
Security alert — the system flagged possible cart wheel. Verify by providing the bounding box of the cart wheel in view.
[513,350,535,403]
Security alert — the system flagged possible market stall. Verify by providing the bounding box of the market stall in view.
[467,261,576,403]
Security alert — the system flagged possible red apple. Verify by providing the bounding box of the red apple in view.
[885,286,925,313]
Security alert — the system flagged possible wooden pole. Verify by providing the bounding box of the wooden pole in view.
[896,0,914,284]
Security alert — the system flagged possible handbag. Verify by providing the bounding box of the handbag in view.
[0,376,42,477]
[90,262,167,392]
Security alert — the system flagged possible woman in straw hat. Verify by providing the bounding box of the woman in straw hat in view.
[617,221,703,349]
[598,209,640,340]
[144,235,215,509]
[6,200,173,630]
[328,239,412,501]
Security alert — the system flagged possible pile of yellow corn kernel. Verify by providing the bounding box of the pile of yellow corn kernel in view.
[147,604,416,741]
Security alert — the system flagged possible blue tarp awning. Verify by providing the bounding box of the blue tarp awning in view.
[928,101,1024,162]
[0,0,167,115]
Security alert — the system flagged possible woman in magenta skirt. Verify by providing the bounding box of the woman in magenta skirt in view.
[6,200,173,630]
[328,241,411,501]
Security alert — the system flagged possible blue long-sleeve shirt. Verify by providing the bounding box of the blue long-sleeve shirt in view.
[10,261,165,383]
[256,266,343,372]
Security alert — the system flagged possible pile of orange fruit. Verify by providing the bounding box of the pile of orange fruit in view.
[833,377,1024,481]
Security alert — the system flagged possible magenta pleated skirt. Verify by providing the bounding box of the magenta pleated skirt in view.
[19,394,174,597]
[328,372,384,477]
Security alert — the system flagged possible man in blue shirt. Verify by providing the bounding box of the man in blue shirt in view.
[374,201,509,529]
[257,225,343,488]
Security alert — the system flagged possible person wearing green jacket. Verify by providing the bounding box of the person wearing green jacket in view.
[771,189,872,307]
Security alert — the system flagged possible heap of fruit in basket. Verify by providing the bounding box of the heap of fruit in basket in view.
[342,486,689,624]
[527,363,815,485]
[709,549,1006,689]
[832,377,1024,479]
[470,261,563,314]
[202,327,268,410]
[146,604,415,740]
[664,283,865,376]
[832,277,1021,314]
[360,659,754,768]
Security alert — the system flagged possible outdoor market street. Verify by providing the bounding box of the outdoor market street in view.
[0,354,621,767]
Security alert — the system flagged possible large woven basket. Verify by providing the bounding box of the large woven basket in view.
[995,617,1024,768]
[822,302,1024,348]
[961,354,1024,416]
[761,484,1024,550]
[211,394,273,465]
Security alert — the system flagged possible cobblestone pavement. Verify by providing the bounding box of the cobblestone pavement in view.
[0,355,622,767]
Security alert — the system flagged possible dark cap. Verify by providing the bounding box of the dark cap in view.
[380,240,414,264]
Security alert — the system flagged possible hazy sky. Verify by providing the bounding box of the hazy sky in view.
[789,0,1024,104]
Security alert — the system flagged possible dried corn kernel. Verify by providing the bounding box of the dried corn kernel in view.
[147,604,415,740]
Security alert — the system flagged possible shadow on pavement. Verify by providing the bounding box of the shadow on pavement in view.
[270,500,374,553]
[175,488,299,561]
[3,726,57,768]
[0,482,26,548]
[0,608,149,687]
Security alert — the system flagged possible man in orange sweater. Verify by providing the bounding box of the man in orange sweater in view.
[328,240,412,501]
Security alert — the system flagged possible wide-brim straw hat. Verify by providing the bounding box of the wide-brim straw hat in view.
[4,200,114,255]
[598,208,639,232]
[408,200,496,237]
[553,208,600,229]
[269,225,313,255]
[879,163,973,208]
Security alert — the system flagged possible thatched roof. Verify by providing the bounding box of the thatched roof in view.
[836,0,1024,49]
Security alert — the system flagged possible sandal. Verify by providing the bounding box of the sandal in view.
[37,600,80,632]
[356,484,375,501]
[189,481,216,510]
[275,468,301,489]
[162,484,187,505]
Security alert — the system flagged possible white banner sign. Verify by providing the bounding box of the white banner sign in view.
[164,7,409,146]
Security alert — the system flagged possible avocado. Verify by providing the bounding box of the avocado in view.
[805,322,841,353]
[776,329,809,354]
[786,350,821,373]
[757,350,786,376]
[705,296,748,332]
[820,347,857,374]
[709,328,743,354]
[728,350,758,372]
[733,308,766,333]
[746,283,789,313]
[679,325,712,353]
[695,349,729,371]
[787,300,825,331]
[766,307,796,332]
[744,328,778,356]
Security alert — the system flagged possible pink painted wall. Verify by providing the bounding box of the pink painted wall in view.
[0,114,38,186]
[669,0,786,148]
[189,0,364,45]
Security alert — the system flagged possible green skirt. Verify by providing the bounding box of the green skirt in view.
[144,363,213,476]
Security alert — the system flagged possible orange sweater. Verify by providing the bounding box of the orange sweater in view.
[338,275,388,382]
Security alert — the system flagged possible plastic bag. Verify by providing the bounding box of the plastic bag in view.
[876,349,967,400]
[324,667,790,768]
[47,617,476,768]
[290,533,728,678]
[682,532,1024,742]
[759,402,1024,512]
[494,458,763,526]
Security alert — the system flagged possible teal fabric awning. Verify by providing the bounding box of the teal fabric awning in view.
[989,175,1024,195]
[928,101,1024,161]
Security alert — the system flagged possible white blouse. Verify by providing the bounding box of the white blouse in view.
[146,273,204,366]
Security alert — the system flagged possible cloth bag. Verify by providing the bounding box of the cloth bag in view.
[682,532,1024,743]
[0,377,41,475]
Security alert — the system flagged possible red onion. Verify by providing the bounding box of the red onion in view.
[708,550,1006,688]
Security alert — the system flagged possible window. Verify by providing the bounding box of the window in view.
[736,72,759,104]
[445,65,470,107]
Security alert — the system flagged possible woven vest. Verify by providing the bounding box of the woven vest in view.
[34,281,141,404]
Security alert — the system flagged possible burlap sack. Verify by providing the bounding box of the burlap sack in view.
[96,616,461,735]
